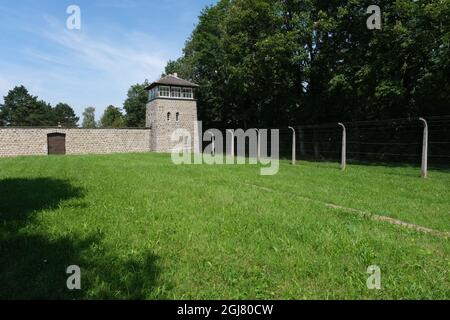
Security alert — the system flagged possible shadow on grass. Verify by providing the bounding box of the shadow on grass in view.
[0,178,83,227]
[0,178,161,299]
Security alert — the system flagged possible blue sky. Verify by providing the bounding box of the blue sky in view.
[0,0,216,120]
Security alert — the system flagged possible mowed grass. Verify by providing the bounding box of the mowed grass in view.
[0,153,448,299]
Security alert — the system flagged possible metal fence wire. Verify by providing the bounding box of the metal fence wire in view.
[205,116,450,168]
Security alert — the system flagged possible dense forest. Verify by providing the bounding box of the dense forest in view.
[166,0,450,129]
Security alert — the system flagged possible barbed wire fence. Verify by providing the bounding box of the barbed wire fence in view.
[278,116,450,169]
[205,116,450,176]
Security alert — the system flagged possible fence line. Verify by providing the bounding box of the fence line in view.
[204,116,450,176]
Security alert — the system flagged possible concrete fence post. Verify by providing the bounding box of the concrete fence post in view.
[255,128,260,161]
[209,132,215,156]
[227,129,235,157]
[338,123,346,171]
[288,126,296,165]
[419,117,428,178]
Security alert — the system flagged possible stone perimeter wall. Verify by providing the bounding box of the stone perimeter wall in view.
[0,128,152,157]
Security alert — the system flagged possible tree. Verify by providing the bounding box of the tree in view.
[123,81,149,127]
[53,103,79,127]
[100,105,125,128]
[0,85,54,126]
[165,0,306,128]
[165,59,193,81]
[82,107,96,128]
[166,0,450,127]
[165,1,230,128]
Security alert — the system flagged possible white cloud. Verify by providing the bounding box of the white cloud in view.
[38,16,168,84]
[1,14,173,120]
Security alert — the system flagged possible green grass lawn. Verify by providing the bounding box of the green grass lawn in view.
[0,153,448,299]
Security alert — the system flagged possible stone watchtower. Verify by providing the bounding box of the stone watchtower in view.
[145,74,199,153]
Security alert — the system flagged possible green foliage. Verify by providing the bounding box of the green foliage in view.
[167,0,450,127]
[0,86,81,127]
[123,81,149,127]
[53,103,79,128]
[0,85,55,126]
[100,105,126,128]
[165,59,193,80]
[82,107,96,128]
[0,153,448,299]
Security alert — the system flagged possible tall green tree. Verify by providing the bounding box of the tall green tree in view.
[82,107,96,128]
[53,103,79,127]
[123,81,149,127]
[100,105,125,128]
[166,0,450,127]
[165,1,231,127]
[0,85,54,126]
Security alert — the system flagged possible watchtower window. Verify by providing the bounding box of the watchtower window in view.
[182,88,193,99]
[176,112,179,122]
[159,86,170,97]
[146,75,197,101]
[171,87,182,98]
[149,88,157,101]
[167,112,171,121]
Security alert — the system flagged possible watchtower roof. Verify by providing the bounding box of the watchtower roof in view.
[145,74,199,90]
